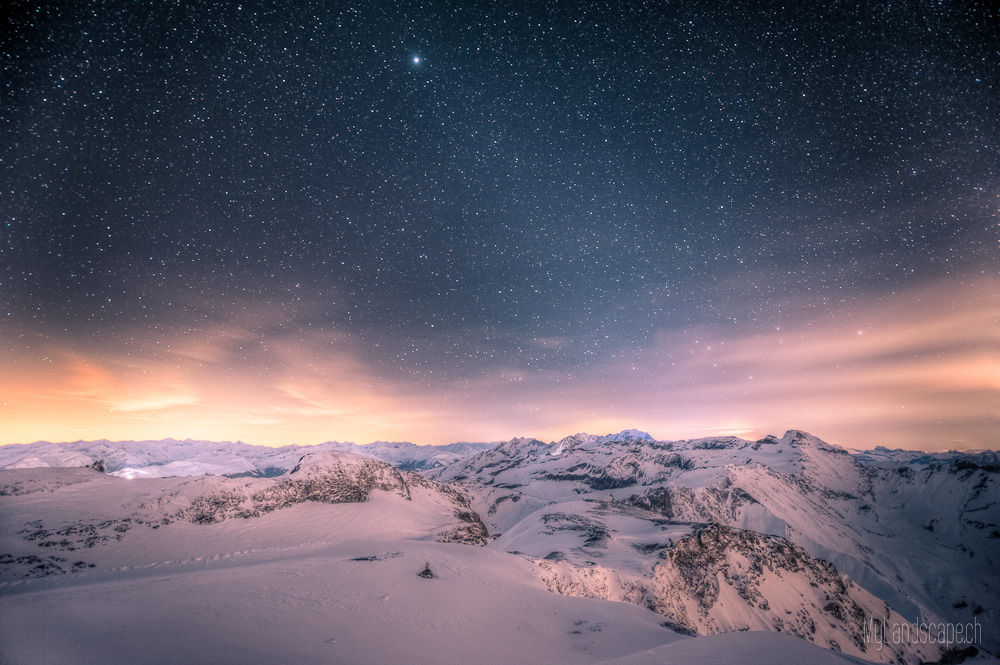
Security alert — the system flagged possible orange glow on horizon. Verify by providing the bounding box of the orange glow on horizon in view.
[1,278,997,450]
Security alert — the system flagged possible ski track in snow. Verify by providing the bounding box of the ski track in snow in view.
[0,542,335,592]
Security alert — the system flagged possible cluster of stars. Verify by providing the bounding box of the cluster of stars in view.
[1,1,996,447]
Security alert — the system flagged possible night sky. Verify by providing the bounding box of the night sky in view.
[2,1,997,449]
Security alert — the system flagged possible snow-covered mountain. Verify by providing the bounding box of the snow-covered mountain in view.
[430,429,999,663]
[1,428,995,664]
[0,449,869,665]
[0,438,497,478]
[318,439,500,471]
[0,451,488,561]
[849,445,1000,469]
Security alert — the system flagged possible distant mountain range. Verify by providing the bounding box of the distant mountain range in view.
[0,437,497,477]
[1,429,996,664]
[3,432,994,479]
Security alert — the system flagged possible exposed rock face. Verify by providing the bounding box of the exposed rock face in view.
[251,452,417,512]
[532,522,944,664]
[649,524,942,664]
[1,453,491,570]
[435,429,999,662]
[436,510,490,545]
[166,452,490,545]
[159,452,409,524]
[620,442,1000,649]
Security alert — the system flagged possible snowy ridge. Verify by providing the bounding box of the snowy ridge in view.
[318,439,499,471]
[0,451,488,564]
[849,445,1000,469]
[649,524,939,663]
[431,429,998,663]
[1,428,995,664]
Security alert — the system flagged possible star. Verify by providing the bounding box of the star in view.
[0,1,994,449]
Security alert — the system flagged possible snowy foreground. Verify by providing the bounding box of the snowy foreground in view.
[1,430,997,664]
[0,467,860,665]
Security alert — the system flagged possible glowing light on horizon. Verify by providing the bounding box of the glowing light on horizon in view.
[1,278,995,451]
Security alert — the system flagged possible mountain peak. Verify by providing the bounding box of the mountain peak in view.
[289,450,375,476]
[780,429,829,446]
[599,429,653,443]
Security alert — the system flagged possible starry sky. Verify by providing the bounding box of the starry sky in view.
[2,1,997,450]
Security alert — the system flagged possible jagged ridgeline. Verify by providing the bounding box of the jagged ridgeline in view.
[1,430,997,664]
[428,429,998,664]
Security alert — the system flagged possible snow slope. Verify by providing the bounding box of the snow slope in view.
[595,631,874,665]
[430,429,998,663]
[1,459,868,665]
[0,490,670,664]
[2,429,995,664]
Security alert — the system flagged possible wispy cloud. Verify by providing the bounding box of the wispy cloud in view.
[1,278,995,449]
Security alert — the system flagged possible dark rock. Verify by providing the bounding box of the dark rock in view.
[923,646,979,665]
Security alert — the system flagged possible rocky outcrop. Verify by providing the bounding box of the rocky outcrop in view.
[172,453,489,544]
[249,452,416,514]
[648,525,942,663]
[532,522,946,664]
[6,453,491,562]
